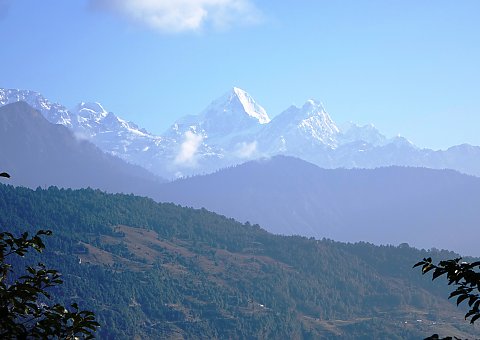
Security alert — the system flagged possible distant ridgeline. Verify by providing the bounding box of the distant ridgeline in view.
[3,87,480,180]
[155,156,480,257]
[1,184,478,339]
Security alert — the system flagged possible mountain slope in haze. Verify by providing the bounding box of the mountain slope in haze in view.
[0,101,165,195]
[2,184,478,339]
[0,88,173,176]
[156,156,480,256]
[3,87,480,179]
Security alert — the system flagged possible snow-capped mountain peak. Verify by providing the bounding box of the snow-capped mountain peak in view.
[300,99,331,120]
[258,100,341,153]
[300,100,338,129]
[231,87,270,124]
[302,99,325,111]
[202,87,270,124]
[74,102,108,121]
[69,101,156,141]
[4,86,480,180]
[280,99,340,137]
[70,102,115,134]
[0,88,74,127]
[339,121,387,147]
[166,87,270,141]
[389,135,416,148]
[296,100,340,145]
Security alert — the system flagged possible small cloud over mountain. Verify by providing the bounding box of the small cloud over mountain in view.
[235,141,257,158]
[175,131,203,166]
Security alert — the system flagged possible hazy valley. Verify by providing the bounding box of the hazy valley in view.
[1,89,479,339]
[3,2,480,339]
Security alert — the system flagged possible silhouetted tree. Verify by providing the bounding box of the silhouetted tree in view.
[0,229,99,338]
[0,172,99,338]
[415,257,480,340]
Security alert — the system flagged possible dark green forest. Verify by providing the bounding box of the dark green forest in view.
[1,184,478,339]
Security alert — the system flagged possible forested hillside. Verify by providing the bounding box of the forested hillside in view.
[156,156,480,256]
[1,184,478,339]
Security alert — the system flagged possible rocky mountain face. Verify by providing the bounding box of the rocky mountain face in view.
[0,101,164,195]
[2,87,480,179]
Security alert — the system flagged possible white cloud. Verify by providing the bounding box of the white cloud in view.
[235,141,257,158]
[73,131,93,142]
[175,131,203,166]
[91,0,261,33]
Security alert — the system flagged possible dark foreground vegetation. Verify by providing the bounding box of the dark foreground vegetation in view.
[0,230,99,338]
[1,184,478,339]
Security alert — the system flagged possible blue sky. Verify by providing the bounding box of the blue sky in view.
[1,0,479,150]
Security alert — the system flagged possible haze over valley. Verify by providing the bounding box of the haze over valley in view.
[1,1,479,339]
[2,90,480,256]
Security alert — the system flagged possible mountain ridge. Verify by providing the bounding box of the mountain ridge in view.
[3,183,478,339]
[156,155,480,256]
[0,101,165,196]
[2,87,480,179]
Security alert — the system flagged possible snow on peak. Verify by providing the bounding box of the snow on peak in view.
[293,100,339,134]
[231,87,270,124]
[303,99,325,111]
[263,99,340,149]
[390,135,416,148]
[167,87,271,140]
[0,88,52,110]
[0,88,74,127]
[74,102,108,120]
[339,122,387,147]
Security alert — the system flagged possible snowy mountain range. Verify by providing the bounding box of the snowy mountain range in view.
[0,101,164,196]
[2,87,480,179]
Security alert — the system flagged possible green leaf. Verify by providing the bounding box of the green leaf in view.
[457,294,469,306]
[470,313,480,324]
[465,309,477,319]
[423,264,435,274]
[448,290,463,299]
[413,261,425,268]
[468,296,478,307]
[432,268,447,280]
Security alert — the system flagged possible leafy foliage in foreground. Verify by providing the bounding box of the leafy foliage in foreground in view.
[415,257,480,325]
[0,229,99,339]
[1,184,479,339]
